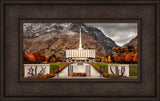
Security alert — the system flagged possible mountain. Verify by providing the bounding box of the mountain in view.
[23,23,118,57]
[124,36,137,47]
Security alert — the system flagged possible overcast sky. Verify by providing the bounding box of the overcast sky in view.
[24,22,137,46]
[85,23,137,46]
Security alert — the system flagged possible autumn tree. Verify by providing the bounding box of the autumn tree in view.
[95,55,100,59]
[107,52,114,62]
[23,51,29,63]
[28,55,36,62]
[114,55,122,62]
[107,56,112,62]
[133,52,138,62]
[125,52,135,63]
[104,57,108,62]
[48,54,57,62]
[45,57,49,63]
[32,51,46,63]
[127,45,136,52]
[111,45,137,63]
[50,57,56,63]
[101,57,105,62]
[121,52,127,62]
[55,56,61,62]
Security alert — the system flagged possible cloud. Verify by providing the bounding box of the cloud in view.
[24,22,137,46]
[85,23,137,46]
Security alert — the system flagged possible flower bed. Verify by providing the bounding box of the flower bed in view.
[88,63,127,79]
[24,73,55,79]
[72,72,86,77]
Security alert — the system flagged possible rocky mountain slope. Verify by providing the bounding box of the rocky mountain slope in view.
[23,23,118,57]
[124,36,137,48]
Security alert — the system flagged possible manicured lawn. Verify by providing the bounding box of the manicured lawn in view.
[129,66,138,76]
[93,63,109,73]
[50,63,65,73]
[91,63,138,78]
[129,76,137,79]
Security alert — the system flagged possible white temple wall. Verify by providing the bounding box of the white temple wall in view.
[24,64,50,77]
[66,49,95,58]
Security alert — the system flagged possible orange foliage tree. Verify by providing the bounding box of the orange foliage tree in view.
[101,57,105,62]
[32,51,46,63]
[121,52,127,62]
[114,55,122,62]
[28,55,36,62]
[45,57,49,63]
[113,52,137,63]
[50,57,56,62]
[125,52,135,63]
[112,45,137,63]
[95,55,100,59]
[107,56,112,62]
[133,52,138,62]
[23,51,29,63]
[104,57,108,62]
[55,56,64,62]
[48,54,57,62]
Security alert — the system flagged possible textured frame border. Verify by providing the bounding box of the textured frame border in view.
[0,0,159,101]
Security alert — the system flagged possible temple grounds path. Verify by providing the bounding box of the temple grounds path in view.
[54,63,102,78]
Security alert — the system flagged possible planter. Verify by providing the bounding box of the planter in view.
[72,73,86,77]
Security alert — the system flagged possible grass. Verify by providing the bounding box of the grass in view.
[129,66,138,76]
[93,63,109,73]
[129,76,137,79]
[50,63,65,73]
[91,63,138,78]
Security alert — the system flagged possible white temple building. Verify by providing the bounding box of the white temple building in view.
[66,28,95,62]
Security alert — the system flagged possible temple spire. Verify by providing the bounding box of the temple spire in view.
[79,28,83,50]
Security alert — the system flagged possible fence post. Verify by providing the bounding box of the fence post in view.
[68,65,73,77]
[86,66,91,77]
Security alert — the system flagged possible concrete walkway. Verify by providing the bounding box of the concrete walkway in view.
[53,63,102,78]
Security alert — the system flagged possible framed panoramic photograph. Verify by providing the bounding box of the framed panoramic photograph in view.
[1,0,160,101]
[21,21,139,80]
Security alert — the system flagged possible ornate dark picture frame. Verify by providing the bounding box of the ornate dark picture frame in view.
[0,0,160,101]
[20,20,140,82]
